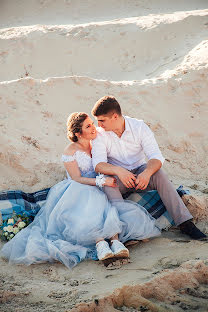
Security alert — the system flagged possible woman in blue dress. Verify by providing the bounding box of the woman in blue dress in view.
[0,112,160,268]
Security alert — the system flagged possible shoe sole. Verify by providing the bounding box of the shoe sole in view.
[114,249,129,258]
[193,237,208,241]
[181,231,207,240]
[124,240,139,247]
[99,252,115,261]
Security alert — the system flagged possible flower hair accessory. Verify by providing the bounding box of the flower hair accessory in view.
[95,174,106,188]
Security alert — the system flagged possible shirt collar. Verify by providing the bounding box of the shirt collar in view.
[123,116,131,133]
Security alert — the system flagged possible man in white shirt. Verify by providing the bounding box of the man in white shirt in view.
[91,95,206,240]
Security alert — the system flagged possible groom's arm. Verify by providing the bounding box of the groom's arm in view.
[91,133,115,174]
[92,132,136,188]
[95,162,137,189]
[135,121,165,190]
[135,159,162,190]
[95,162,119,176]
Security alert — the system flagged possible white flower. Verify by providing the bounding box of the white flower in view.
[4,232,8,236]
[7,218,14,224]
[13,227,19,234]
[10,234,14,238]
[18,221,26,229]
[7,225,14,232]
[3,226,8,231]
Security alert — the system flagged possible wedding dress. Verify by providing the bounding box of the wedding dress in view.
[0,151,160,268]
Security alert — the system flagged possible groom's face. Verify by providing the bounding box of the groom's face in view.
[95,113,115,131]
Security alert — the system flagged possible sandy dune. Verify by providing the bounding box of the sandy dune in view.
[0,10,208,81]
[1,0,207,28]
[0,0,208,311]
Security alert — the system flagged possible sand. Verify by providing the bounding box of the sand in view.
[0,0,208,311]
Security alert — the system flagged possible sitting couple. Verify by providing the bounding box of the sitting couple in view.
[1,96,206,269]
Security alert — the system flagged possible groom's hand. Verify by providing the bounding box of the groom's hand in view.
[135,171,151,190]
[116,168,136,188]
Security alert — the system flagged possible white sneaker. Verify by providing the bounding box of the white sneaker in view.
[111,240,129,258]
[96,240,114,261]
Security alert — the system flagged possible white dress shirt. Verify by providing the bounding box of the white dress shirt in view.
[92,116,165,171]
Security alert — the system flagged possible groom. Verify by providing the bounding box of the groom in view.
[91,95,206,240]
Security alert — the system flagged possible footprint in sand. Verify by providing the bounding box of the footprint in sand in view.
[42,266,63,282]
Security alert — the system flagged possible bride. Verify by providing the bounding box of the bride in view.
[0,112,160,268]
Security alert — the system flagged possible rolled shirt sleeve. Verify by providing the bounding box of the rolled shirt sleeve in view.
[140,121,165,165]
[91,129,108,170]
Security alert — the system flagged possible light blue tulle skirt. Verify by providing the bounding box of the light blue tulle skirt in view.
[1,179,160,268]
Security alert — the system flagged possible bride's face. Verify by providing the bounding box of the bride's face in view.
[81,117,97,140]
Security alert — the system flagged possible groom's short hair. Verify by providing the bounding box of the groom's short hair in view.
[92,96,122,116]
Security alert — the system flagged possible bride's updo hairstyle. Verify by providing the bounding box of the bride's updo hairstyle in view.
[67,112,88,142]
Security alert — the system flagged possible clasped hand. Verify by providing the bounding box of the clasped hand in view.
[117,168,150,190]
[135,171,151,190]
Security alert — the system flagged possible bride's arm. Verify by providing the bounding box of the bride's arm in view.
[64,159,97,186]
[63,154,117,187]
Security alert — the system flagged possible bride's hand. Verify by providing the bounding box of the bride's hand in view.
[104,177,118,188]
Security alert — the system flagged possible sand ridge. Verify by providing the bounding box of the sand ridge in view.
[0,10,208,82]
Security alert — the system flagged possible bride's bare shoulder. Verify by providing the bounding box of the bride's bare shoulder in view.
[63,143,78,156]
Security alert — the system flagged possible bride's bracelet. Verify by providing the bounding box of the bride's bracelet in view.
[95,174,106,188]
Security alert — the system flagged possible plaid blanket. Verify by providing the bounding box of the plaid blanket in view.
[0,188,50,224]
[0,184,190,230]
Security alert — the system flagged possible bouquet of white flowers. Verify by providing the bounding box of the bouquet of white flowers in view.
[0,213,30,241]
